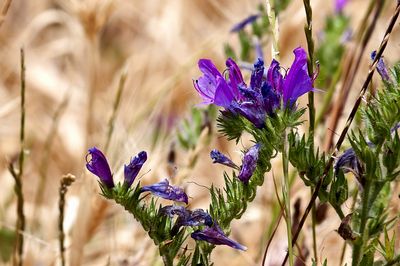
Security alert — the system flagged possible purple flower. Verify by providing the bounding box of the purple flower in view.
[194,59,239,107]
[335,0,348,13]
[210,149,239,169]
[281,47,314,106]
[238,144,261,183]
[334,148,362,177]
[230,14,260,32]
[191,223,247,251]
[371,51,390,81]
[141,179,188,204]
[86,147,114,188]
[193,47,314,128]
[124,151,147,187]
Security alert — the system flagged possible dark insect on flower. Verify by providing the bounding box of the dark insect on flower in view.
[238,143,261,183]
[210,149,239,169]
[86,147,114,188]
[191,223,247,251]
[141,179,188,204]
[124,151,147,187]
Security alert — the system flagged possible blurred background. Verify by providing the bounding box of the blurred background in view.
[0,0,399,265]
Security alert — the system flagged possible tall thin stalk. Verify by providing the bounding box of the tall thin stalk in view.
[8,48,26,266]
[282,130,293,266]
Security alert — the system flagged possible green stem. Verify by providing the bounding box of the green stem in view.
[352,181,371,266]
[282,130,294,266]
[311,190,318,263]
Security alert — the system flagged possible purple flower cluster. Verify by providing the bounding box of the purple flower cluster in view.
[371,50,391,82]
[161,205,246,250]
[194,47,314,128]
[211,143,260,183]
[86,147,188,203]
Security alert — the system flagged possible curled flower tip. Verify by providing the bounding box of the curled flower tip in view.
[191,224,247,251]
[335,0,348,13]
[334,148,363,182]
[124,151,147,187]
[141,179,188,204]
[230,14,260,33]
[371,51,390,81]
[238,144,261,183]
[86,147,114,188]
[210,149,239,169]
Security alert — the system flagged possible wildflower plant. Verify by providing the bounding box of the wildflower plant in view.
[84,1,400,266]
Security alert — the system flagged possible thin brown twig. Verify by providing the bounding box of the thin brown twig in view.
[8,48,26,266]
[281,2,400,265]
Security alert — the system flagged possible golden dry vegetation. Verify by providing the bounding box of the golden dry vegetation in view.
[1,0,399,265]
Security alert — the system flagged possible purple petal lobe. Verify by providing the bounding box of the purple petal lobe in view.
[267,59,284,94]
[226,58,245,100]
[124,151,147,187]
[210,149,238,169]
[194,59,235,107]
[282,47,314,105]
[250,58,264,90]
[191,224,247,251]
[335,0,348,13]
[86,147,114,188]
[141,179,188,204]
[238,144,261,183]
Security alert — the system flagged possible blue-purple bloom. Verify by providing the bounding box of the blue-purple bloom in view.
[230,14,260,32]
[161,205,213,227]
[371,50,390,81]
[86,147,114,188]
[141,179,188,204]
[210,149,239,169]
[191,223,247,251]
[335,0,348,13]
[238,143,261,183]
[194,47,314,128]
[124,151,147,187]
[334,148,362,177]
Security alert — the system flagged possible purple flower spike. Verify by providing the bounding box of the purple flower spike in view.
[335,0,348,13]
[191,224,247,251]
[124,151,147,187]
[86,147,114,188]
[371,51,390,81]
[230,14,260,32]
[210,149,239,169]
[141,179,188,204]
[238,144,261,183]
[282,47,314,106]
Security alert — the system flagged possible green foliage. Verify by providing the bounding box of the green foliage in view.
[177,106,216,150]
[0,227,15,262]
[315,14,349,89]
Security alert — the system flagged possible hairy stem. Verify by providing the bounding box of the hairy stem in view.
[282,130,293,266]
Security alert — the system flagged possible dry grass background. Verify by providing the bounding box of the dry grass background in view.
[1,0,400,265]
